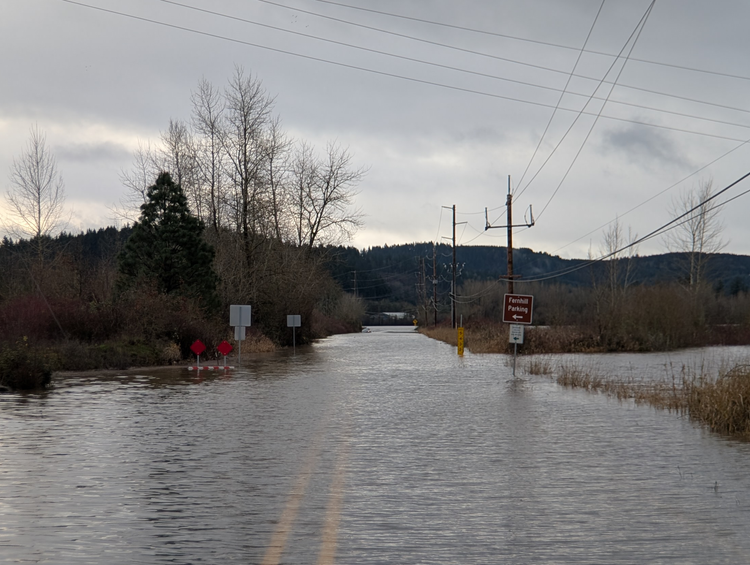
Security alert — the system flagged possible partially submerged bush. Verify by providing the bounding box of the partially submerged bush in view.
[546,358,750,439]
[0,341,52,390]
[684,365,750,436]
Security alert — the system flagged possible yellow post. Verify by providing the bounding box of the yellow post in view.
[457,327,464,356]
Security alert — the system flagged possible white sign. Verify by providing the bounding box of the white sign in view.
[287,315,301,328]
[509,324,525,344]
[230,305,252,327]
[234,326,246,341]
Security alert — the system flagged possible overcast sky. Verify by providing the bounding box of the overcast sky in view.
[3,0,750,259]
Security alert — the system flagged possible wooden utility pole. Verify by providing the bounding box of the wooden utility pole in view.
[485,176,535,294]
[419,257,427,324]
[433,242,437,326]
[506,181,514,294]
[452,204,457,328]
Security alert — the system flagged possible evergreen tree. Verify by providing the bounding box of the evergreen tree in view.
[118,172,219,309]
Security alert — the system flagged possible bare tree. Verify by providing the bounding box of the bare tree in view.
[589,218,638,339]
[116,141,160,223]
[6,126,67,248]
[222,66,275,251]
[291,141,365,249]
[191,78,226,232]
[291,141,318,247]
[260,117,292,241]
[160,119,193,188]
[664,179,726,290]
[160,119,203,219]
[601,217,638,302]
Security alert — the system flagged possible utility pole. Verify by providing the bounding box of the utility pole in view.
[506,181,514,294]
[485,176,534,294]
[419,257,426,324]
[442,204,465,329]
[452,204,457,328]
[432,242,437,327]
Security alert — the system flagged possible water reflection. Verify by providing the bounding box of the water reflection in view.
[1,330,750,563]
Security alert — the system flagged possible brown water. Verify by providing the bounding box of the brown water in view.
[2,328,750,564]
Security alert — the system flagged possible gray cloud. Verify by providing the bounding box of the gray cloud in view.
[602,125,690,170]
[56,141,133,164]
[3,0,750,257]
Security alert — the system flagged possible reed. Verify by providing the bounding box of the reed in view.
[419,326,458,346]
[549,358,750,439]
[524,356,554,375]
[683,364,750,436]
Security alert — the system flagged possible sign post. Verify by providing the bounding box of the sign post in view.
[217,340,233,368]
[508,324,525,378]
[230,305,251,366]
[503,294,533,379]
[190,339,206,370]
[287,315,301,355]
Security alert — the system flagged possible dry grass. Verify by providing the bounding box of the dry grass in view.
[683,365,750,436]
[548,359,750,439]
[242,333,277,353]
[420,323,609,354]
[524,356,554,375]
[419,326,459,347]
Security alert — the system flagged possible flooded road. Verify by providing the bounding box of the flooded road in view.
[2,327,750,564]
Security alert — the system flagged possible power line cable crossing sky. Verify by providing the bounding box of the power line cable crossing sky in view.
[2,0,750,258]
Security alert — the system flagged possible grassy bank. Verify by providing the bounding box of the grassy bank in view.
[420,321,750,355]
[419,324,623,354]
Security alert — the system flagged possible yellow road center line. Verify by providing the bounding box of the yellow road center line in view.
[261,422,327,565]
[317,434,351,565]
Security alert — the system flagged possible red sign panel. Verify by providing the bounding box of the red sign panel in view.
[217,340,233,356]
[503,294,534,324]
[190,339,206,355]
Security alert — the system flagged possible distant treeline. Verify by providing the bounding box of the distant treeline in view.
[322,242,750,310]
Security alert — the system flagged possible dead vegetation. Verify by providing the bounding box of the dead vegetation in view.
[419,325,750,438]
[547,359,750,439]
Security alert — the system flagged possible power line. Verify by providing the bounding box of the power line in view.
[308,0,750,84]
[157,0,750,137]
[533,2,656,220]
[517,1,655,205]
[517,0,606,194]
[547,137,750,258]
[264,0,750,123]
[519,170,750,284]
[57,1,750,146]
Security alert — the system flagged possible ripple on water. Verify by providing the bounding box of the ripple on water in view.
[2,335,750,563]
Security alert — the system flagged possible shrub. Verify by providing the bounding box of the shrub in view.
[684,365,750,436]
[0,341,52,390]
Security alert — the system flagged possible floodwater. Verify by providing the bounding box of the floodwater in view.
[2,328,750,564]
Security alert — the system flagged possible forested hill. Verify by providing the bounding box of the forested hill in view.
[322,243,750,308]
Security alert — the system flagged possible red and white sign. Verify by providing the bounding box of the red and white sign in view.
[503,294,534,324]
